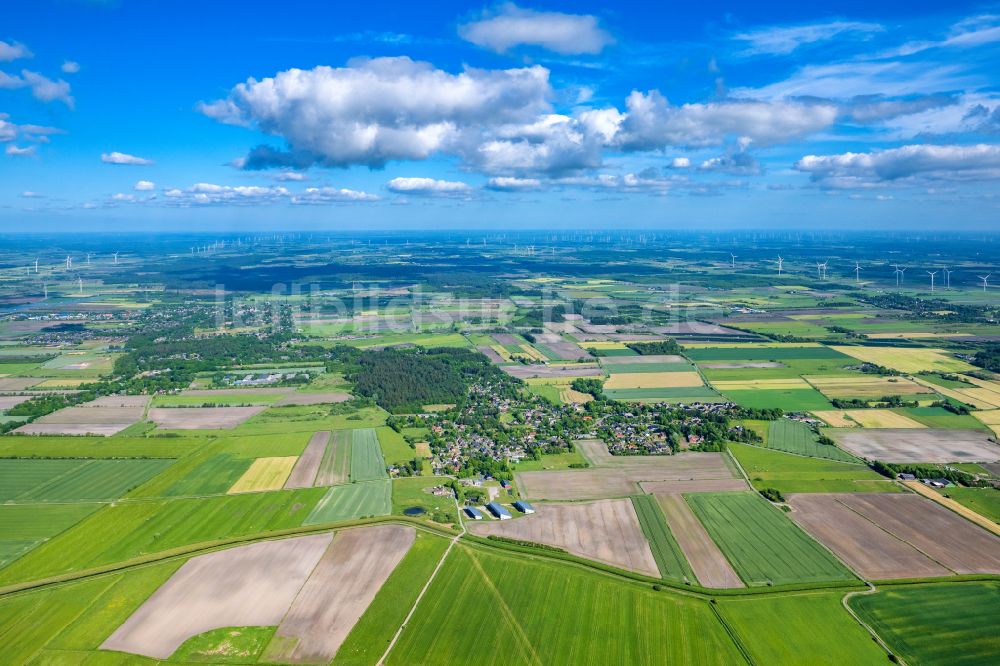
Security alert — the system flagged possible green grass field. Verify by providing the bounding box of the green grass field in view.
[631,494,697,583]
[316,430,351,485]
[600,362,696,373]
[767,419,859,462]
[151,393,284,407]
[391,477,458,525]
[686,346,850,361]
[849,582,1000,665]
[721,388,835,412]
[385,544,747,665]
[350,428,389,481]
[376,426,416,465]
[729,442,895,494]
[304,479,392,524]
[718,591,888,665]
[0,458,173,503]
[0,435,201,460]
[0,503,101,569]
[936,487,1000,523]
[604,386,725,402]
[334,532,451,666]
[896,406,990,430]
[686,492,856,586]
[0,488,325,585]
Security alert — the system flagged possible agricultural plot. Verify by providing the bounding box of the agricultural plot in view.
[501,364,603,380]
[832,346,974,374]
[161,453,252,497]
[469,499,660,577]
[787,494,951,579]
[712,378,813,391]
[376,425,415,465]
[718,592,891,666]
[603,386,726,403]
[277,391,351,405]
[686,492,855,586]
[766,419,860,462]
[315,429,351,486]
[15,402,147,436]
[517,452,739,501]
[0,503,100,568]
[605,371,704,389]
[101,533,333,658]
[148,406,266,429]
[283,431,330,489]
[832,428,1000,463]
[834,409,927,429]
[631,494,698,582]
[0,458,172,502]
[685,345,850,361]
[722,387,835,411]
[227,456,298,494]
[350,428,389,482]
[833,493,1000,574]
[849,582,1000,666]
[265,525,415,664]
[304,480,392,524]
[729,442,894,494]
[0,377,42,391]
[655,494,744,588]
[0,489,326,585]
[384,545,747,666]
[805,375,930,399]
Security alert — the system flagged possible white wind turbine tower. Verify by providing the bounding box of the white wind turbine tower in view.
[113,252,119,264]
[927,270,937,292]
[34,258,38,274]
[776,256,784,274]
[942,268,952,289]
[730,253,737,268]
[854,262,862,282]
[43,284,47,299]
[86,253,91,266]
[78,277,83,294]
[65,255,72,270]
[979,274,992,292]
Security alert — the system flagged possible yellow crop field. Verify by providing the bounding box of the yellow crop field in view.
[911,378,995,409]
[840,410,926,429]
[490,345,513,362]
[972,410,1000,436]
[832,346,974,374]
[33,378,93,388]
[518,344,548,362]
[712,378,811,390]
[414,442,432,457]
[227,456,298,494]
[560,387,593,404]
[805,375,929,398]
[604,371,703,389]
[812,411,860,428]
[578,341,628,349]
[954,388,1000,409]
[866,332,970,339]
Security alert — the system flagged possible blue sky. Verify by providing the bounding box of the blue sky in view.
[2,0,1000,231]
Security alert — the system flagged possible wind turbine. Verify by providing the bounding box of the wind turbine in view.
[113,252,119,264]
[979,274,992,292]
[78,277,83,294]
[34,258,38,274]
[43,284,47,299]
[730,253,737,269]
[927,270,937,293]
[942,268,952,289]
[854,262,862,283]
[86,253,91,266]
[776,256,784,274]
[816,261,828,280]
[65,255,72,270]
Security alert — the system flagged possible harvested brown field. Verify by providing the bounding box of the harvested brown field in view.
[577,438,614,465]
[0,377,42,391]
[180,387,294,396]
[102,533,332,659]
[832,428,1000,463]
[278,392,351,406]
[639,478,749,494]
[501,364,603,380]
[492,333,520,345]
[903,480,1000,537]
[805,375,929,398]
[838,493,1000,574]
[469,499,659,576]
[656,494,743,588]
[787,494,951,579]
[543,341,593,361]
[476,345,505,363]
[147,406,266,429]
[0,395,32,410]
[517,452,738,500]
[266,525,415,663]
[653,322,748,336]
[15,402,146,436]
[604,371,703,389]
[601,354,687,365]
[84,395,151,408]
[284,432,330,489]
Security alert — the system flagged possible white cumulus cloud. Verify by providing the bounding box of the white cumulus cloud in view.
[796,144,1000,186]
[198,57,551,170]
[134,180,155,191]
[459,3,612,55]
[387,177,471,196]
[61,60,80,74]
[101,151,154,165]
[6,144,36,157]
[486,176,542,191]
[21,70,73,107]
[0,41,32,62]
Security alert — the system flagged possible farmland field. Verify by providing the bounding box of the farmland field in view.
[304,480,392,524]
[350,428,389,482]
[720,387,835,411]
[376,426,415,465]
[686,492,856,585]
[766,419,859,462]
[730,442,898,494]
[384,544,748,665]
[631,494,697,583]
[831,346,974,374]
[832,428,1000,463]
[227,456,298,494]
[849,582,1000,666]
[0,488,326,585]
[1,458,172,502]
[316,429,352,486]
